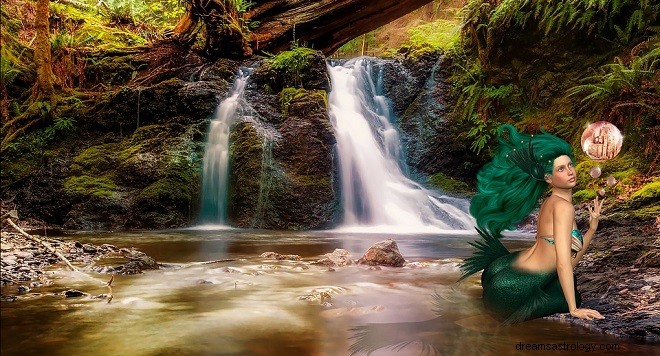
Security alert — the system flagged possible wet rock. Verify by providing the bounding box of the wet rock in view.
[259,252,301,261]
[357,239,406,267]
[2,257,17,265]
[17,285,30,293]
[82,244,97,254]
[1,295,18,302]
[636,249,660,268]
[312,249,354,267]
[64,289,85,298]
[15,251,33,259]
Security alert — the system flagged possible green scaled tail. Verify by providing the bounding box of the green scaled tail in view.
[458,227,509,281]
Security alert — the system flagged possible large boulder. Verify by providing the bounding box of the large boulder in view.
[357,239,406,267]
[228,88,339,229]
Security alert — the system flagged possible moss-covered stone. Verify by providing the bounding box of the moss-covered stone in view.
[85,55,145,87]
[427,172,473,195]
[63,175,118,198]
[138,177,192,208]
[69,144,118,176]
[251,48,330,93]
[573,189,597,203]
[630,180,660,203]
[228,122,264,226]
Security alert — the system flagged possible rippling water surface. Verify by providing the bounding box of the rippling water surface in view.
[1,229,652,355]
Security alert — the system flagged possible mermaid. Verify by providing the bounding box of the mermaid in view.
[459,124,605,323]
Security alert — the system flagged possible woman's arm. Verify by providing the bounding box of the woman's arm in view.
[553,200,579,312]
[571,196,604,267]
[554,199,605,320]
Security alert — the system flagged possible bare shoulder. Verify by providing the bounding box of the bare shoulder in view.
[549,196,575,216]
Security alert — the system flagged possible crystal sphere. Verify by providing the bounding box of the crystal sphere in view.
[581,121,623,161]
[590,166,602,179]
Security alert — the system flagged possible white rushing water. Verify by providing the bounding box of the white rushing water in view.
[328,58,474,233]
[199,71,249,224]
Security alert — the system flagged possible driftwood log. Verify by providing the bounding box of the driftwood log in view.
[173,0,434,58]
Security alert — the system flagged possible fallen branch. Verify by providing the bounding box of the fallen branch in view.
[5,217,79,272]
[3,217,114,302]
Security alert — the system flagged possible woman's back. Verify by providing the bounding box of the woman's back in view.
[513,196,576,273]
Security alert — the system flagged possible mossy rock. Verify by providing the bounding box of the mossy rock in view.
[280,88,328,116]
[574,154,642,192]
[573,189,597,203]
[69,144,119,176]
[228,122,264,224]
[630,180,660,205]
[0,156,38,189]
[63,175,118,199]
[252,48,329,93]
[138,177,193,209]
[427,172,473,195]
[85,55,145,87]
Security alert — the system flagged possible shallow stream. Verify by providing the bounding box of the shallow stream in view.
[1,229,652,355]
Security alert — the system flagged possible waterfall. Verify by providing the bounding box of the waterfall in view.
[327,58,474,232]
[199,71,249,224]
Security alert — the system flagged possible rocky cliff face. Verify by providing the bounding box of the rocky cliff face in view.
[377,52,478,183]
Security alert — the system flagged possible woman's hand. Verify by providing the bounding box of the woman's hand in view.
[588,196,604,231]
[570,308,605,320]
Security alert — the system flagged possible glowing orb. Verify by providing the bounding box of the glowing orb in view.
[581,121,623,161]
[590,166,602,179]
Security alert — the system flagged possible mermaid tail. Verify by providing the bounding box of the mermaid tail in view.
[460,228,581,323]
[458,227,509,281]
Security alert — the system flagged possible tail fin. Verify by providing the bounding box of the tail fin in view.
[458,227,509,281]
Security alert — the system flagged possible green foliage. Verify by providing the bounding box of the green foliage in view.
[264,46,319,89]
[566,35,659,157]
[406,19,461,52]
[334,33,378,57]
[452,60,521,153]
[0,6,30,87]
[463,0,659,43]
[106,0,140,25]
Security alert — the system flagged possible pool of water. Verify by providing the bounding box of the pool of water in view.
[1,229,653,355]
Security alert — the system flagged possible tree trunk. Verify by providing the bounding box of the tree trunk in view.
[172,0,434,58]
[33,0,55,101]
[247,0,435,55]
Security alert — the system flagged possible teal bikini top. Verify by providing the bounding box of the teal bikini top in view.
[541,229,584,253]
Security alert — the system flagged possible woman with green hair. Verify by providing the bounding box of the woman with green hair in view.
[460,124,605,323]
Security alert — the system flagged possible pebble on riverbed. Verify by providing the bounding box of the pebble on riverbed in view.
[1,231,159,297]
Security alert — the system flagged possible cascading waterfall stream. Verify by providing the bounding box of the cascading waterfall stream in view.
[328,58,474,232]
[199,71,249,224]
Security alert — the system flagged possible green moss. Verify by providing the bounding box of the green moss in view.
[628,205,660,220]
[63,175,118,198]
[573,189,597,203]
[138,177,192,205]
[631,180,660,201]
[428,172,472,194]
[574,154,642,191]
[290,174,331,189]
[70,144,118,175]
[262,46,321,89]
[280,88,328,116]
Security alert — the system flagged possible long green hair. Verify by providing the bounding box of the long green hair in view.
[470,124,574,236]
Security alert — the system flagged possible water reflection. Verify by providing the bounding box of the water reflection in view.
[1,230,653,355]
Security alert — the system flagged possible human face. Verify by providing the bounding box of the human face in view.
[546,155,576,189]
